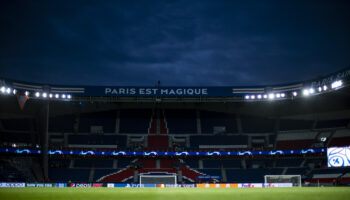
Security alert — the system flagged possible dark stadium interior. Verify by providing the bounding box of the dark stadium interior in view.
[1,75,350,186]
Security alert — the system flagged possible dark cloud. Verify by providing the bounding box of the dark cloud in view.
[0,0,349,86]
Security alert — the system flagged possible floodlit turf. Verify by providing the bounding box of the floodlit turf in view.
[0,187,349,200]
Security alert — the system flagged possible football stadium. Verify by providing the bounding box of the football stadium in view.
[0,67,350,199]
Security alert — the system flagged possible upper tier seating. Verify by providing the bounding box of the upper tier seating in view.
[241,115,275,133]
[119,109,151,133]
[279,119,313,131]
[201,111,238,134]
[165,109,197,134]
[315,119,349,129]
[190,135,248,147]
[79,111,116,133]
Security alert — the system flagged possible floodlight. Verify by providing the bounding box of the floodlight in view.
[35,92,40,97]
[276,93,281,98]
[61,94,66,99]
[245,95,250,100]
[12,89,17,95]
[303,89,309,96]
[292,91,298,97]
[263,94,268,99]
[309,88,315,94]
[6,88,11,94]
[55,94,59,99]
[42,93,47,98]
[49,94,53,98]
[251,95,255,99]
[323,85,327,91]
[331,80,342,89]
[67,94,72,99]
[25,91,29,96]
[318,87,322,92]
[268,93,275,99]
[280,93,285,98]
[0,86,5,93]
[257,94,262,99]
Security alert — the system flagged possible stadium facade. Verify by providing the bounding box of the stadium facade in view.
[0,67,350,187]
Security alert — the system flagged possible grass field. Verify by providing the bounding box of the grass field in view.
[0,187,349,200]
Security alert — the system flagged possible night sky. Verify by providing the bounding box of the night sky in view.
[0,0,349,86]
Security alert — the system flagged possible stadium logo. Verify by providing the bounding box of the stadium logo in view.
[48,150,63,155]
[269,150,283,155]
[301,149,315,154]
[238,151,252,156]
[144,151,158,156]
[80,151,95,155]
[207,151,221,156]
[175,152,189,156]
[112,151,126,155]
[15,149,30,154]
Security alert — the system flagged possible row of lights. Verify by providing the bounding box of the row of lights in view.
[244,80,343,101]
[34,92,71,99]
[245,93,286,100]
[1,86,72,100]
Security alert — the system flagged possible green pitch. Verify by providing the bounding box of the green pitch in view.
[0,187,349,200]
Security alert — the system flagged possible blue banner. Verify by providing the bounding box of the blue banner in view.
[0,148,326,156]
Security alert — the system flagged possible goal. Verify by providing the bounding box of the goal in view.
[264,175,302,187]
[139,174,177,184]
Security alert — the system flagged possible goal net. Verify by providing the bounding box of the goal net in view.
[139,174,177,184]
[264,175,302,187]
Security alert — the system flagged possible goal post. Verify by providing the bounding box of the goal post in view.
[139,174,177,185]
[264,175,302,187]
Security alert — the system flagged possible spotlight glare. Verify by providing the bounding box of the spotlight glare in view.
[35,92,40,97]
[245,95,250,100]
[276,93,281,98]
[263,94,268,99]
[257,94,262,99]
[268,93,275,100]
[303,89,309,96]
[61,94,66,99]
[55,94,59,99]
[25,91,29,96]
[280,93,285,98]
[6,88,11,94]
[49,94,53,98]
[293,91,298,97]
[331,80,343,89]
[67,94,72,99]
[251,95,255,99]
[12,89,17,95]
[323,85,327,91]
[318,87,322,92]
[42,93,47,98]
[0,86,5,93]
[309,88,315,94]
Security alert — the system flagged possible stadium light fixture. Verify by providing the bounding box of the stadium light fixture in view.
[42,93,47,98]
[280,93,285,98]
[309,88,315,94]
[49,94,53,98]
[35,92,40,97]
[303,89,309,96]
[318,87,322,92]
[263,94,268,99]
[268,93,275,100]
[61,94,66,99]
[25,91,29,96]
[276,93,281,98]
[55,94,59,99]
[257,94,262,99]
[293,91,298,97]
[6,88,11,94]
[323,85,327,91]
[331,80,342,89]
[67,94,72,99]
[250,95,255,99]
[245,95,250,100]
[0,86,5,93]
[12,89,17,95]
